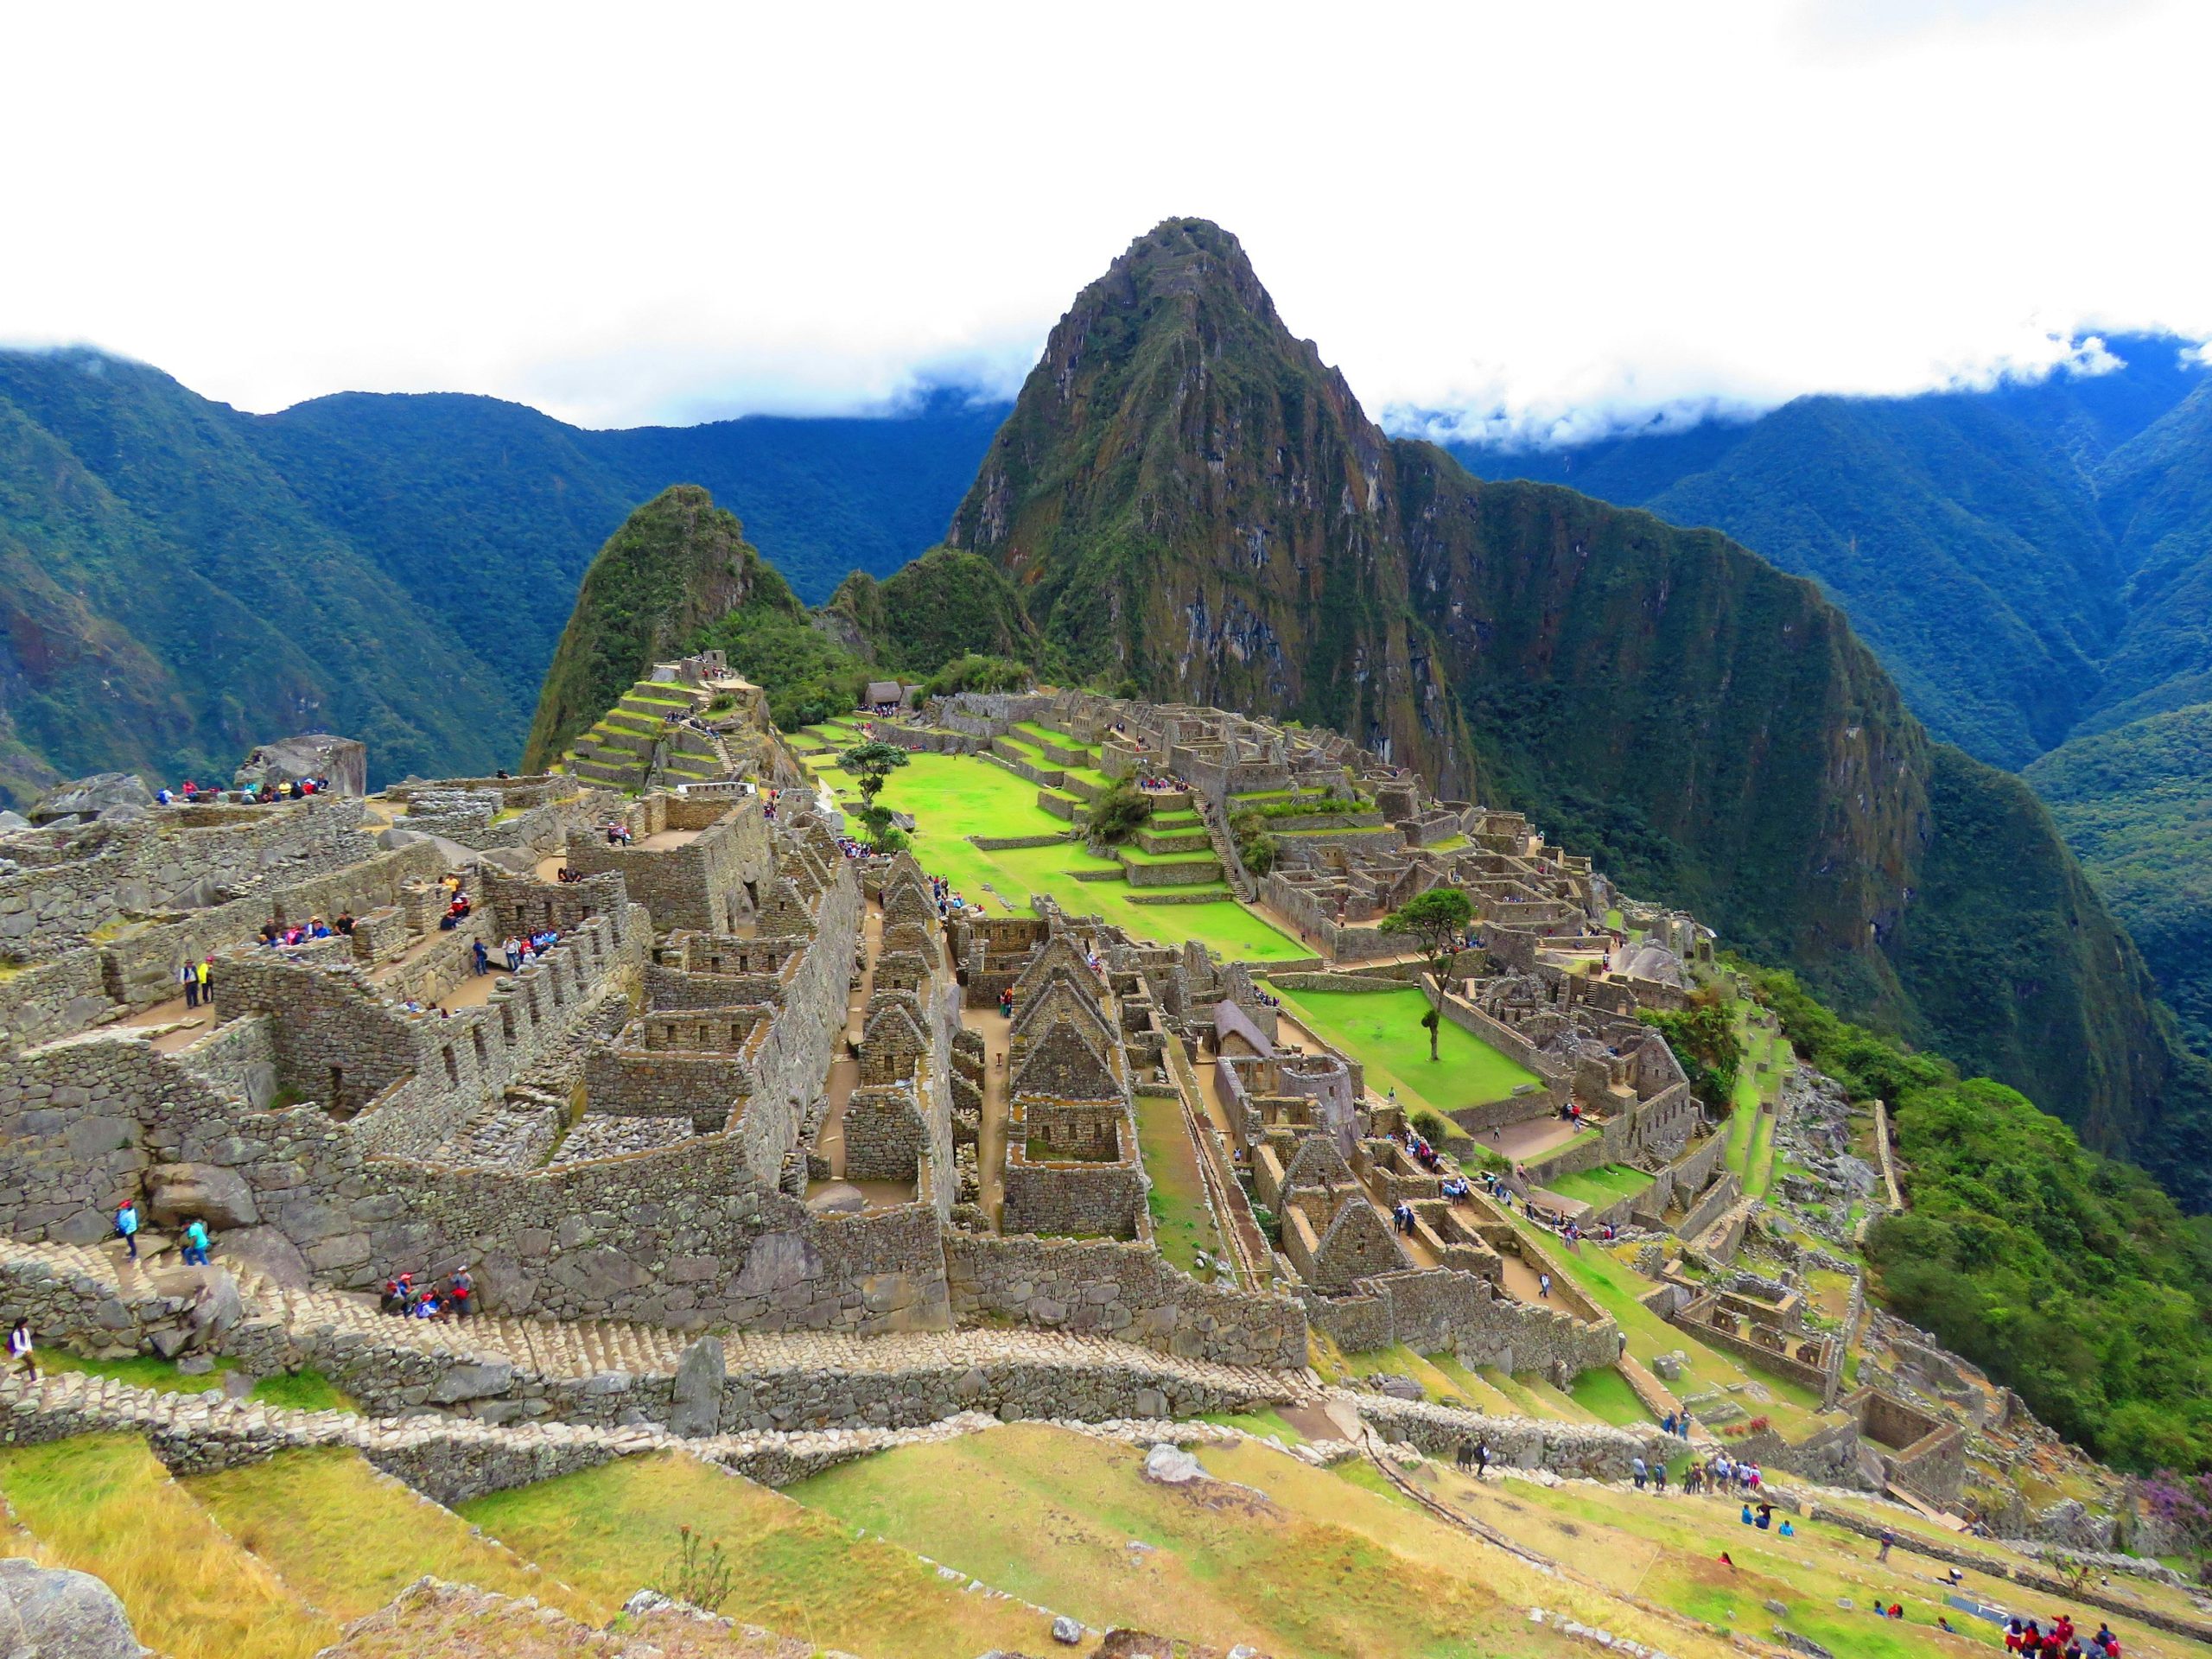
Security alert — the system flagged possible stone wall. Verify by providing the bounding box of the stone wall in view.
[944,1232,1306,1370]
[1306,1268,1620,1376]
[0,796,371,964]
[565,798,771,936]
[0,1024,954,1336]
[1355,1395,1669,1478]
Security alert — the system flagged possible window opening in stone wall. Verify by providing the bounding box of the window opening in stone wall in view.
[442,1046,460,1085]
[472,1027,489,1071]
[328,1065,344,1116]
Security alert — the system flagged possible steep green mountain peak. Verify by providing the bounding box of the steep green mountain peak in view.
[522,486,798,770]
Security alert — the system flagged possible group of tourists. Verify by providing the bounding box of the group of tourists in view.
[1399,1124,1445,1173]
[175,956,215,1007]
[601,823,635,846]
[495,930,561,972]
[257,916,335,949]
[1453,1438,1494,1477]
[378,1269,474,1320]
[154,775,334,807]
[2007,1613,2124,1656]
[1135,772,1187,793]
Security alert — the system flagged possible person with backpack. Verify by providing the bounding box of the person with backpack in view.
[115,1199,140,1261]
[448,1268,474,1318]
[7,1319,33,1380]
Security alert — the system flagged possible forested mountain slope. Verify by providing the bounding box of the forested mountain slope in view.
[945,217,2212,1201]
[1446,338,2212,1077]
[0,349,1002,798]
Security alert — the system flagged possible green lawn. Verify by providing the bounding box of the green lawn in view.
[1569,1364,1656,1427]
[1133,1092,1230,1280]
[817,750,1306,962]
[1265,982,1539,1113]
[1544,1164,1655,1208]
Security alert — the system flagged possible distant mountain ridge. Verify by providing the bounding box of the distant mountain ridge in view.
[944,217,2212,1201]
[0,349,1006,799]
[1444,341,2212,1075]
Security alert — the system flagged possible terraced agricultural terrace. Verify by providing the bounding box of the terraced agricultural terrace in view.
[0,677,2197,1657]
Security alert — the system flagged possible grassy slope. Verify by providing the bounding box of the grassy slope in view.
[1265,982,1539,1112]
[185,1446,606,1624]
[458,1451,1044,1659]
[786,1423,1728,1659]
[0,1433,334,1659]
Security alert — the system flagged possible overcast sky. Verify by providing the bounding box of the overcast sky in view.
[4,0,2204,441]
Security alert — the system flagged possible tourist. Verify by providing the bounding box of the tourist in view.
[1537,1271,1551,1299]
[308,915,332,939]
[1877,1526,1894,1562]
[1755,1502,1773,1529]
[1475,1440,1491,1478]
[448,1268,474,1317]
[473,939,490,976]
[335,911,355,936]
[1740,1503,1754,1526]
[412,1293,441,1319]
[1456,1439,1473,1471]
[115,1200,140,1262]
[505,937,522,972]
[7,1319,33,1380]
[181,1217,211,1267]
[198,957,213,1004]
[180,959,200,1009]
[1651,1461,1666,1493]
[1777,1518,1794,1537]
[1631,1454,1647,1490]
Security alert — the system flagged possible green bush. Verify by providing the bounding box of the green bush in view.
[1084,779,1154,845]
[1411,1109,1451,1143]
[923,652,1032,696]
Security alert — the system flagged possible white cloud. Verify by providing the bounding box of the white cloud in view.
[0,1,2205,434]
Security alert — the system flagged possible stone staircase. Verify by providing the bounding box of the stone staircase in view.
[0,1234,1301,1405]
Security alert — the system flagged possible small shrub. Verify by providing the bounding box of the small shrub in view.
[1411,1109,1450,1143]
[663,1524,734,1612]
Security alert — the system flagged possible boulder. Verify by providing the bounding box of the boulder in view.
[233,734,367,798]
[1141,1443,1205,1485]
[806,1182,868,1216]
[1052,1615,1085,1646]
[0,810,29,833]
[217,1225,313,1290]
[0,1558,142,1657]
[29,772,154,827]
[147,1163,260,1229]
[669,1335,727,1437]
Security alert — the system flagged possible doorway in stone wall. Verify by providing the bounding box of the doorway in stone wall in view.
[328,1065,345,1117]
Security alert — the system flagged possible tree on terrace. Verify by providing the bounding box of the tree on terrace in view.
[841,739,912,851]
[1381,886,1475,1062]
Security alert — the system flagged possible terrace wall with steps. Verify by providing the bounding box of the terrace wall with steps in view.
[0,1235,1296,1435]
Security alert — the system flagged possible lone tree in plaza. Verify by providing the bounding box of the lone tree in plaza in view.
[1381,886,1475,1061]
[841,739,911,850]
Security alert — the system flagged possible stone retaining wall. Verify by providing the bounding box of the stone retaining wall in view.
[944,1232,1306,1370]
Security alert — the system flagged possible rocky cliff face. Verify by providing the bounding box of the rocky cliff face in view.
[523,486,798,770]
[948,219,1473,793]
[948,218,2212,1195]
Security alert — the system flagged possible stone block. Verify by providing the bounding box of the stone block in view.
[147,1163,261,1230]
[670,1336,726,1437]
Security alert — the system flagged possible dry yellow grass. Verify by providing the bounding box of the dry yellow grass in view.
[185,1446,609,1625]
[0,1433,335,1659]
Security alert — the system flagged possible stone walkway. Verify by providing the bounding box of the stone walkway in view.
[1,1233,1302,1401]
